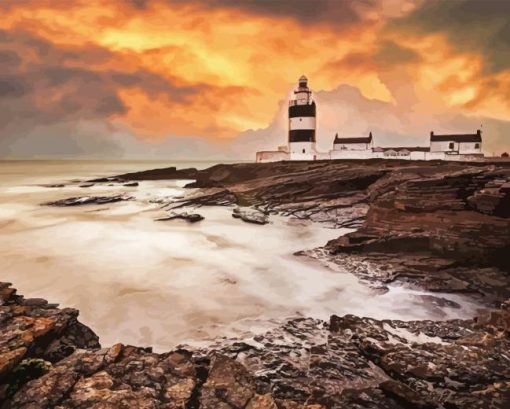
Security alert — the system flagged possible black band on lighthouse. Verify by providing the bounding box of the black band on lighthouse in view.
[289,129,315,142]
[289,102,316,118]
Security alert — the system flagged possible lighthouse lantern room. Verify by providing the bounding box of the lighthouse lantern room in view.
[288,75,317,160]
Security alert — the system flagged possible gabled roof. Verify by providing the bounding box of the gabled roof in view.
[430,130,482,143]
[334,132,373,144]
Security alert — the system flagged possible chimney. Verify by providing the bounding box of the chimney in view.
[477,129,481,136]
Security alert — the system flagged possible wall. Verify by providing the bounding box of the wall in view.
[333,143,368,151]
[425,151,447,160]
[410,151,427,160]
[330,149,373,159]
[289,142,317,160]
[430,141,459,152]
[289,117,316,130]
[445,154,485,162]
[255,151,289,163]
[459,142,482,154]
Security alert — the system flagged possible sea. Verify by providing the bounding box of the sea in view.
[0,160,483,351]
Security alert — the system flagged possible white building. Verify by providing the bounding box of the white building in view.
[429,131,482,157]
[255,76,485,163]
[330,133,374,159]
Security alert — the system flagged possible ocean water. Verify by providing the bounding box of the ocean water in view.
[0,160,482,351]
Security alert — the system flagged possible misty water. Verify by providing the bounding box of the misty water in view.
[0,161,483,351]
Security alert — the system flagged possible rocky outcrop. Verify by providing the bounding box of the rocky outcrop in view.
[109,166,198,182]
[324,167,510,303]
[232,207,269,225]
[155,211,204,223]
[115,160,510,303]
[43,194,133,207]
[0,282,99,402]
[2,282,509,408]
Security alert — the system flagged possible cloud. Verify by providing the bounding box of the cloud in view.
[130,0,379,29]
[0,0,508,159]
[388,0,510,74]
[233,84,510,157]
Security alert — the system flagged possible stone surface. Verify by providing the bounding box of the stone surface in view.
[155,211,204,223]
[1,284,510,408]
[232,207,269,225]
[43,194,132,207]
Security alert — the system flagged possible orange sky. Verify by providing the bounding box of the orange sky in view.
[0,0,509,156]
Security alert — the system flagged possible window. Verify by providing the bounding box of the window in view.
[302,149,305,153]
[449,142,454,150]
[475,143,480,149]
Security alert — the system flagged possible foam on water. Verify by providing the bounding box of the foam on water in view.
[0,161,484,351]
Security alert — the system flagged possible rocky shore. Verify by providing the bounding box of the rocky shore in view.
[3,159,510,407]
[1,282,509,408]
[112,160,510,304]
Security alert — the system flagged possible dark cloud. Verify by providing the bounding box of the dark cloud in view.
[109,71,208,102]
[374,40,421,66]
[388,0,510,73]
[0,28,224,158]
[0,50,21,66]
[322,41,420,77]
[0,76,30,98]
[132,0,377,28]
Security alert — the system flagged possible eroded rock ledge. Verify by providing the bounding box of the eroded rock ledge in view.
[1,283,510,408]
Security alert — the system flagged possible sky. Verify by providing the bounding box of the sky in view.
[0,0,509,159]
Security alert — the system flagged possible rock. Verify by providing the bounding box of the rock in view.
[21,298,49,307]
[123,181,139,187]
[2,282,510,408]
[155,211,204,223]
[232,207,269,225]
[200,354,255,408]
[43,184,65,188]
[43,194,132,207]
[108,166,198,182]
[379,380,434,408]
[78,183,94,188]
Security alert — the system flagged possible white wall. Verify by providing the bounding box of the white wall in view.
[333,143,369,151]
[426,151,447,160]
[256,151,289,163]
[459,142,482,154]
[330,149,373,159]
[430,141,458,152]
[289,142,317,160]
[410,151,427,160]
[289,117,316,130]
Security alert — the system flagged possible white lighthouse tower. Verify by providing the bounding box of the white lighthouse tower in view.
[288,75,317,160]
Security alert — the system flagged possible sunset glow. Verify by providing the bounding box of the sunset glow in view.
[0,0,509,157]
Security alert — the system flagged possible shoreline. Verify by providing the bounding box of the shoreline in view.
[2,159,510,408]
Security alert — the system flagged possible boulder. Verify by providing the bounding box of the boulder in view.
[155,211,204,223]
[232,207,269,225]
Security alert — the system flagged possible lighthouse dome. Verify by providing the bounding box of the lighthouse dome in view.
[299,75,307,82]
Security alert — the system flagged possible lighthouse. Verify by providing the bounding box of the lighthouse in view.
[288,75,317,160]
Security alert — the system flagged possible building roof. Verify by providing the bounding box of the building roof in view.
[430,130,482,143]
[373,146,430,153]
[334,132,373,144]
